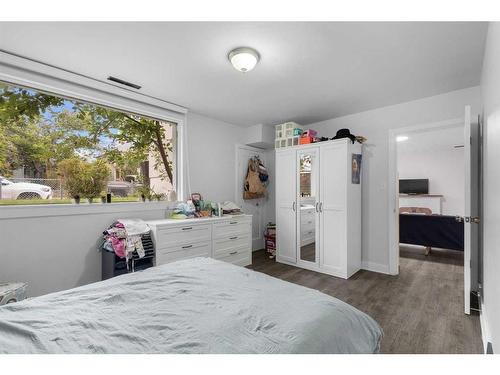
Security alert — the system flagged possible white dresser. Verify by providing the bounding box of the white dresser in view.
[300,205,316,247]
[146,215,252,267]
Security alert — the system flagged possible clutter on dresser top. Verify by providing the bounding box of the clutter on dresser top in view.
[170,193,242,219]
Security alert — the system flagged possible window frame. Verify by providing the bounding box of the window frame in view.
[0,50,187,216]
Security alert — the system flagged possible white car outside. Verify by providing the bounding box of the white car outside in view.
[0,176,53,200]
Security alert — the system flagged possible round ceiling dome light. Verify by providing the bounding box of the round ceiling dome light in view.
[228,47,260,73]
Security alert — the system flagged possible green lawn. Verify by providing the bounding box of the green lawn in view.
[0,196,142,205]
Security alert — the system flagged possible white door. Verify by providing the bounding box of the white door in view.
[464,105,480,315]
[276,149,297,264]
[319,142,347,276]
[236,145,267,250]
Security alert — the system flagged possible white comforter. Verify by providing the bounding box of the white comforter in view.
[0,257,382,353]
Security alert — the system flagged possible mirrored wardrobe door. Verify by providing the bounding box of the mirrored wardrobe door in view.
[297,148,320,264]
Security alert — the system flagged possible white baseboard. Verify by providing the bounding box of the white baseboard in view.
[480,301,491,354]
[361,260,391,275]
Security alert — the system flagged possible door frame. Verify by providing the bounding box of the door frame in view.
[234,144,268,251]
[387,117,464,275]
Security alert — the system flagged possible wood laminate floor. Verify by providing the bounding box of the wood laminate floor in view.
[249,245,483,354]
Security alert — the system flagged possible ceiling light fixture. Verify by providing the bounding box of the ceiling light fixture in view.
[396,135,409,142]
[228,47,260,73]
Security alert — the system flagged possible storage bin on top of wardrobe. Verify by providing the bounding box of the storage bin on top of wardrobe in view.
[275,138,362,279]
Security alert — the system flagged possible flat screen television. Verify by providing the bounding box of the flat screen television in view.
[399,179,429,195]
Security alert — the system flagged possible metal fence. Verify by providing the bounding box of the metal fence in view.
[0,177,144,201]
[0,178,64,200]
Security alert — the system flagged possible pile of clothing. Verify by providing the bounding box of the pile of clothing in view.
[102,219,151,261]
[221,201,242,215]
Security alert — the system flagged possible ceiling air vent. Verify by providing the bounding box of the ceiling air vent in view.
[107,76,141,90]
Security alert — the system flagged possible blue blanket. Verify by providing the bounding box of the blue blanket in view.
[0,257,382,353]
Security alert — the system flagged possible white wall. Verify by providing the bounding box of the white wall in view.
[399,148,464,215]
[186,112,244,202]
[397,127,465,216]
[0,112,254,298]
[0,203,169,297]
[187,111,276,228]
[307,86,481,272]
[480,22,500,353]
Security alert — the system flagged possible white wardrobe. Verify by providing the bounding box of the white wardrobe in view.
[275,138,362,279]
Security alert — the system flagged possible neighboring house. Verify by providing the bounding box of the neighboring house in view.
[148,123,176,197]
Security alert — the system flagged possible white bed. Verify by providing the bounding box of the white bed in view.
[0,257,382,353]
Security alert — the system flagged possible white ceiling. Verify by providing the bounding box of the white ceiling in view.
[397,125,465,153]
[0,22,488,126]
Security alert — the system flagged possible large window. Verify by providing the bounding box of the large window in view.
[0,81,177,205]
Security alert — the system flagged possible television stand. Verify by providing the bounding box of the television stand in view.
[399,194,443,215]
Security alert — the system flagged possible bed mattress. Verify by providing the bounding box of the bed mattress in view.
[0,257,382,353]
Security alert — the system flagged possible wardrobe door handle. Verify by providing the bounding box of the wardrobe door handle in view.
[182,245,193,249]
[315,202,319,212]
[229,236,238,240]
[229,251,238,255]
[182,227,192,231]
[319,202,323,212]
[230,221,238,225]
[292,202,296,212]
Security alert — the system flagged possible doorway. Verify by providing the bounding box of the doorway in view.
[235,144,270,251]
[388,107,480,315]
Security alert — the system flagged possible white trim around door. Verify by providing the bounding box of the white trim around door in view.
[387,117,464,275]
[234,144,269,251]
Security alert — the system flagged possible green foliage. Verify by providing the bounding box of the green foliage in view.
[0,82,99,176]
[0,82,64,124]
[136,184,154,200]
[58,158,110,200]
[0,81,174,189]
[74,104,174,184]
[83,159,110,200]
[57,158,86,198]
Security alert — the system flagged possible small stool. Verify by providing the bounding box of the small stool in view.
[0,282,27,305]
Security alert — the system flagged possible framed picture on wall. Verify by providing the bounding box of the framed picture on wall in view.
[352,154,362,184]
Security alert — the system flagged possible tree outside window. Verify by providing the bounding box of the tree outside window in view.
[0,82,177,205]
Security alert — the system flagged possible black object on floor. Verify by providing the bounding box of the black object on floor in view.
[101,232,155,280]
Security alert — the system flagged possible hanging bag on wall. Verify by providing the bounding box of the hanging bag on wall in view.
[244,156,266,199]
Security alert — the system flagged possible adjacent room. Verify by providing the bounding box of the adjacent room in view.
[1,14,500,363]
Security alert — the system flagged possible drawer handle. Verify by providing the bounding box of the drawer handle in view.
[229,236,238,240]
[182,227,193,231]
[182,245,193,249]
[229,251,238,255]
[229,221,238,225]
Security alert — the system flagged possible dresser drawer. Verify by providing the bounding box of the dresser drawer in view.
[156,241,211,265]
[156,224,211,247]
[214,246,251,266]
[213,235,250,257]
[301,216,315,226]
[213,219,251,239]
